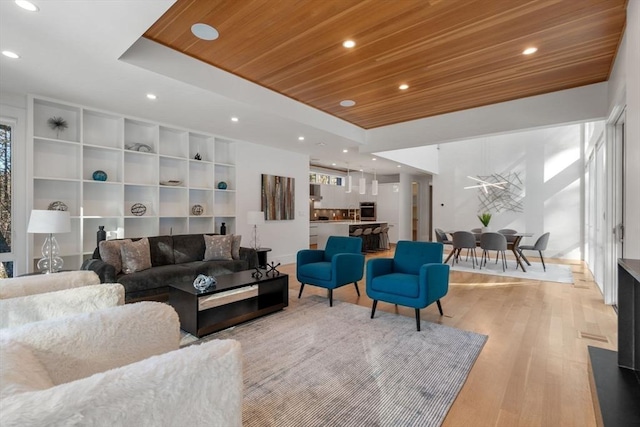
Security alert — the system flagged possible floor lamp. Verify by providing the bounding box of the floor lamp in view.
[247,211,265,250]
[27,209,70,273]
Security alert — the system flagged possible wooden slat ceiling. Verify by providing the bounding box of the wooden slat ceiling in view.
[144,0,627,130]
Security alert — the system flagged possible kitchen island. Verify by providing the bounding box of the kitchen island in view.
[311,221,388,250]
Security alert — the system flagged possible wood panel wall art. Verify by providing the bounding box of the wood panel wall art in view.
[261,174,295,220]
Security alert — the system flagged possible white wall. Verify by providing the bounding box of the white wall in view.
[235,141,309,266]
[433,124,584,260]
[621,0,640,259]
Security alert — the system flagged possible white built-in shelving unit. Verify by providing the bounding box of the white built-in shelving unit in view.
[28,96,237,271]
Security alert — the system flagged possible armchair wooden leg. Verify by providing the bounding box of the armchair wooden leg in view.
[415,308,421,331]
[298,283,305,299]
[353,282,360,297]
[371,300,378,318]
[436,300,443,316]
[329,289,333,307]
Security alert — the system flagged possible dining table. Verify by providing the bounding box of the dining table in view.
[444,231,534,272]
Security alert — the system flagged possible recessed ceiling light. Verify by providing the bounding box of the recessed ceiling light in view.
[343,149,348,153]
[316,142,326,146]
[523,47,538,55]
[146,93,157,100]
[399,84,409,90]
[372,158,377,161]
[298,136,305,141]
[340,100,356,107]
[2,51,20,59]
[191,23,219,41]
[231,117,239,122]
[342,40,356,48]
[331,163,336,166]
[397,165,402,168]
[15,0,38,12]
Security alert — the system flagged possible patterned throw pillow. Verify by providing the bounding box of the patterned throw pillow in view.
[99,239,132,275]
[120,238,152,274]
[231,234,242,260]
[203,235,233,261]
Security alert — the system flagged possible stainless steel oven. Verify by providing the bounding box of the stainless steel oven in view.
[359,202,376,221]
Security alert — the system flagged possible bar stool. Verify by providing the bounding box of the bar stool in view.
[361,228,373,252]
[371,226,382,251]
[379,226,390,250]
[350,228,363,238]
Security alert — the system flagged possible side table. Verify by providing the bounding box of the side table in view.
[255,247,272,269]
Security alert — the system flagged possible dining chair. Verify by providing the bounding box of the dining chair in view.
[480,232,508,272]
[451,231,478,269]
[434,228,453,246]
[518,232,551,271]
[498,228,518,262]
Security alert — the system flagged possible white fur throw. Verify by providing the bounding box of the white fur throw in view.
[0,271,100,299]
[0,283,124,329]
[0,339,242,427]
[0,302,180,385]
[0,301,242,427]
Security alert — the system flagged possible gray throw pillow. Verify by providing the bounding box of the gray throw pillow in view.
[120,238,152,274]
[231,235,241,260]
[203,235,233,261]
[99,239,132,275]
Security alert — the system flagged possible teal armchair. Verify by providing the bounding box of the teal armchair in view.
[366,241,450,331]
[296,236,365,306]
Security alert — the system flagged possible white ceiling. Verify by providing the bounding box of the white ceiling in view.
[0,0,429,176]
[0,1,611,176]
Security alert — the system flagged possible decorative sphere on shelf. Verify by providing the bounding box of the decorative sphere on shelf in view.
[192,204,204,216]
[131,203,147,216]
[47,201,68,211]
[92,170,108,181]
[217,181,228,190]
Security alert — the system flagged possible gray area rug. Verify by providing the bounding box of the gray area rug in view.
[449,258,574,283]
[193,295,487,427]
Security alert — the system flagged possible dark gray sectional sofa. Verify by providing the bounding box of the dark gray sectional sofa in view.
[81,234,258,303]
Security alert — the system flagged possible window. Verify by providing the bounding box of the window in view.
[0,122,13,277]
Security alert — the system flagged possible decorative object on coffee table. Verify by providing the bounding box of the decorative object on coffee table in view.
[47,201,68,211]
[92,170,107,181]
[193,274,216,291]
[96,225,106,247]
[266,261,281,276]
[192,204,204,216]
[251,267,263,279]
[47,116,68,139]
[217,181,227,190]
[220,222,226,235]
[131,203,146,216]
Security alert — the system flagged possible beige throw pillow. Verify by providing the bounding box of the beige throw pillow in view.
[231,234,242,260]
[99,239,132,275]
[120,238,152,274]
[203,235,233,261]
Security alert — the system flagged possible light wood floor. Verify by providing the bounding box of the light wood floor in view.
[277,246,617,427]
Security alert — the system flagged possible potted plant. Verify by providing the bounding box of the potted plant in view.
[477,212,492,232]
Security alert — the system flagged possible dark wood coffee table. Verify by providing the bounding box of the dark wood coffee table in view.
[168,270,289,337]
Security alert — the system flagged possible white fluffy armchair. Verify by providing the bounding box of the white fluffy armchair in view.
[0,302,243,427]
[0,271,124,329]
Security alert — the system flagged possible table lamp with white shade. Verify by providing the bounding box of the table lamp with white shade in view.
[247,211,265,250]
[27,209,70,273]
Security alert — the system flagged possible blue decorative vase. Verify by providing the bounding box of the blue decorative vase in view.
[217,181,228,190]
[92,170,107,181]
